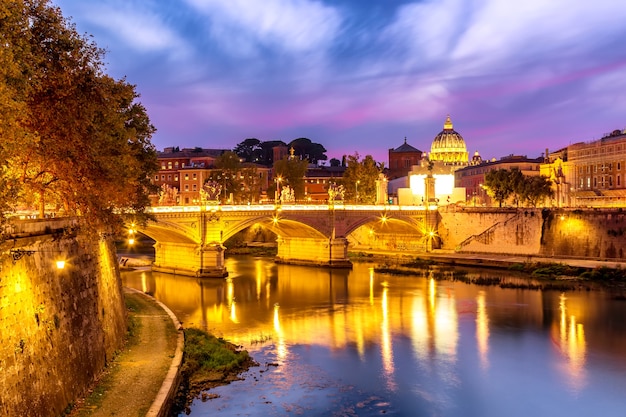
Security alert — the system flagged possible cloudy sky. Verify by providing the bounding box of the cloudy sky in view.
[52,0,626,163]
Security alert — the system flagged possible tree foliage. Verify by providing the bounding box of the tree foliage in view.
[0,0,158,232]
[484,168,553,207]
[341,153,383,204]
[272,156,309,200]
[233,137,328,166]
[207,151,262,204]
[233,138,261,163]
[288,138,327,165]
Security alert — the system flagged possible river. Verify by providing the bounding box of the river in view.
[121,256,626,417]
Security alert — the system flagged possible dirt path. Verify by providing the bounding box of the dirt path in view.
[69,289,178,417]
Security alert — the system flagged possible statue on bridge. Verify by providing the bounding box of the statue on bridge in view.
[280,185,295,203]
[202,181,222,203]
[328,182,345,203]
[158,184,179,206]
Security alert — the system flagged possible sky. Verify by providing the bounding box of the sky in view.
[52,0,626,164]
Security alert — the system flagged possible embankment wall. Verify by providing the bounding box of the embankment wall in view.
[0,220,127,417]
[439,208,626,260]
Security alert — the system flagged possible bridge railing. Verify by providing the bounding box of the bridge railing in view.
[147,204,433,213]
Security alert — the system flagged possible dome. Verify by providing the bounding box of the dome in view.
[429,115,469,164]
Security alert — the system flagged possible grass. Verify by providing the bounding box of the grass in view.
[182,328,251,379]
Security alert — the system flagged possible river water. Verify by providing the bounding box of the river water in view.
[121,256,626,417]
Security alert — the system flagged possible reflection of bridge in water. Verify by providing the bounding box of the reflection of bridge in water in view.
[138,204,438,277]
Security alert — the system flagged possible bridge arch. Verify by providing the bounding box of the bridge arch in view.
[219,215,327,243]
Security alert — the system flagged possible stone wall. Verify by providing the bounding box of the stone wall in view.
[539,209,626,260]
[0,227,127,417]
[439,208,626,260]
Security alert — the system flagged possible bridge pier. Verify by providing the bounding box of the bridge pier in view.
[275,237,352,268]
[152,241,228,278]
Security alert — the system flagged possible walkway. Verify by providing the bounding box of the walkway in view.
[68,288,183,417]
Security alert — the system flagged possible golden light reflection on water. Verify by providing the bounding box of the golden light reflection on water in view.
[476,291,489,370]
[120,261,601,392]
[380,283,397,391]
[555,293,587,391]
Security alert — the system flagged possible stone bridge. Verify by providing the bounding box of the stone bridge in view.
[136,204,437,277]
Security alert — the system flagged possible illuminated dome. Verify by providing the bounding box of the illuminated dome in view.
[429,115,469,165]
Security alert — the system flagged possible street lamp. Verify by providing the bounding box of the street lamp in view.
[274,176,282,203]
[356,180,360,204]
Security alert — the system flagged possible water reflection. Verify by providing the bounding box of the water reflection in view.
[476,290,489,370]
[555,293,587,392]
[121,257,626,417]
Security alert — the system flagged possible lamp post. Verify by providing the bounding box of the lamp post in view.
[356,180,360,204]
[274,176,282,204]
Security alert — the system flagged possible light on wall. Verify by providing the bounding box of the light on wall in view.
[9,249,67,269]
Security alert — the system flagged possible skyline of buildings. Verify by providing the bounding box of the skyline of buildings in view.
[153,117,626,208]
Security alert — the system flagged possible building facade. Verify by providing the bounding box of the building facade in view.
[388,138,422,180]
[542,129,626,207]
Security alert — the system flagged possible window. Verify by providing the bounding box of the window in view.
[185,174,189,180]
[618,175,621,186]
[168,162,172,169]
[175,161,179,168]
[193,173,197,179]
[168,175,172,181]
[161,175,165,180]
[174,175,179,181]
[593,178,597,187]
[192,184,197,191]
[618,162,622,171]
[184,184,189,191]
[154,175,159,180]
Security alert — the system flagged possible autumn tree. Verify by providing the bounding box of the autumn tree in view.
[1,0,158,232]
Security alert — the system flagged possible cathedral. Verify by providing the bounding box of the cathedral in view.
[390,115,478,205]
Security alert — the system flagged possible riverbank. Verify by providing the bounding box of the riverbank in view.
[349,249,626,292]
[349,248,626,271]
[67,289,181,417]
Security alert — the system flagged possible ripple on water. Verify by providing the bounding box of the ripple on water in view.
[185,343,397,416]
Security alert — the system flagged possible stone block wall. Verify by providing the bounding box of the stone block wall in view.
[0,234,127,417]
[539,209,626,260]
[439,208,626,260]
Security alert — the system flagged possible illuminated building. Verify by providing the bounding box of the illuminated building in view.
[303,166,346,201]
[395,115,471,205]
[429,115,469,165]
[152,147,270,205]
[547,129,626,207]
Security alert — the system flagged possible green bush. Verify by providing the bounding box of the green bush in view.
[183,328,249,374]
